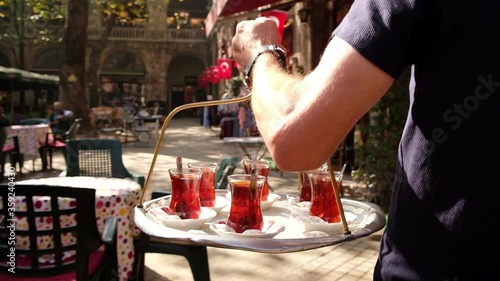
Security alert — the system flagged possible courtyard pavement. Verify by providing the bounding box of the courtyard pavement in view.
[12,117,384,281]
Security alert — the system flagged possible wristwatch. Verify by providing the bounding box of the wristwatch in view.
[244,45,287,91]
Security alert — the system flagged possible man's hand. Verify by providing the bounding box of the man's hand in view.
[231,17,282,73]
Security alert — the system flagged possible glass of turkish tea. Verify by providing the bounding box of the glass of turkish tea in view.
[187,161,218,207]
[242,159,271,201]
[226,174,266,233]
[307,170,342,223]
[168,167,203,219]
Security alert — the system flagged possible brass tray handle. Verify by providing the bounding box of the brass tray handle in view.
[136,93,351,235]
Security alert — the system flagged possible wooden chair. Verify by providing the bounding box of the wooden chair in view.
[0,184,118,281]
[42,118,82,170]
[64,138,145,187]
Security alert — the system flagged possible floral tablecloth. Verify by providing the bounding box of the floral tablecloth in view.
[15,176,142,281]
[6,124,51,159]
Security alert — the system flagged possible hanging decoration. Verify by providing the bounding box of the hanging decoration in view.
[209,66,220,83]
[217,58,233,80]
[260,10,288,43]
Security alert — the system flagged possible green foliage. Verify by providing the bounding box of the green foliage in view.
[99,0,147,26]
[355,68,410,211]
[228,77,244,96]
[0,0,65,43]
[0,0,148,43]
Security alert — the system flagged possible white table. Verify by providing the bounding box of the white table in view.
[223,136,268,160]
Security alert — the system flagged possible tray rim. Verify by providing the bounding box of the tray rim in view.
[134,193,386,254]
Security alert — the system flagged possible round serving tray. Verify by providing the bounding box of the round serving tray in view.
[134,193,386,254]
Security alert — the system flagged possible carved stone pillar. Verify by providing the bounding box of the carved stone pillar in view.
[146,0,168,39]
[87,1,102,38]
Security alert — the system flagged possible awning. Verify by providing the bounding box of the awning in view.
[205,0,297,37]
[0,66,59,85]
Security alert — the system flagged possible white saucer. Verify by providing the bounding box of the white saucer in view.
[261,193,281,210]
[290,212,357,235]
[209,219,285,238]
[208,196,230,212]
[149,194,229,213]
[225,192,281,211]
[146,206,216,231]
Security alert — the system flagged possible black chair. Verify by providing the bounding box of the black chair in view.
[134,192,211,281]
[64,138,145,187]
[0,184,117,281]
[134,156,241,281]
[0,133,22,179]
[42,118,82,170]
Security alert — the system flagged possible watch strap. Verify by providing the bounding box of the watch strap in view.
[244,45,287,90]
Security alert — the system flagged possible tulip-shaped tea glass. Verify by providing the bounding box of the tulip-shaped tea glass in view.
[299,171,313,202]
[227,174,267,233]
[242,159,271,201]
[168,168,203,219]
[307,170,342,223]
[187,161,218,207]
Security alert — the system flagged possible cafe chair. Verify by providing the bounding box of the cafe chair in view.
[134,156,242,281]
[134,191,211,281]
[0,135,22,178]
[215,155,241,189]
[64,138,145,187]
[0,184,118,281]
[42,118,82,170]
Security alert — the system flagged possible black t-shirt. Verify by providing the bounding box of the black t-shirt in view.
[334,0,500,279]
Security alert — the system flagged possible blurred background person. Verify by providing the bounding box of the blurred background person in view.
[49,101,74,134]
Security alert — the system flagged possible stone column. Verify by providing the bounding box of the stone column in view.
[87,1,102,39]
[144,47,167,102]
[146,0,168,40]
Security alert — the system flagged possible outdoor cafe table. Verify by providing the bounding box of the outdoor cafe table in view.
[17,176,142,281]
[134,191,386,254]
[223,136,268,160]
[6,124,51,171]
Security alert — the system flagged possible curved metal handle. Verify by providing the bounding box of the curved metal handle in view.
[137,93,252,207]
[136,92,351,235]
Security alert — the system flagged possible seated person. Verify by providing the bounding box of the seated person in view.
[136,106,150,118]
[49,101,74,135]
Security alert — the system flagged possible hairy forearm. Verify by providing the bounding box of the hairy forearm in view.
[251,54,344,170]
[250,38,394,171]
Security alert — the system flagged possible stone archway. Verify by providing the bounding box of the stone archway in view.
[32,48,64,74]
[100,51,146,107]
[0,51,10,67]
[166,54,205,115]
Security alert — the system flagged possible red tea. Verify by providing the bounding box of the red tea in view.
[299,172,312,202]
[169,169,202,219]
[227,175,266,233]
[188,162,217,207]
[242,160,270,201]
[309,172,341,223]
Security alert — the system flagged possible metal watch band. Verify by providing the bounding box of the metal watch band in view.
[244,45,287,90]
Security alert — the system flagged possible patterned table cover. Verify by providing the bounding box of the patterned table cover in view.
[6,124,51,159]
[15,176,142,281]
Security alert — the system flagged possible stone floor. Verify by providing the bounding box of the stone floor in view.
[9,117,384,281]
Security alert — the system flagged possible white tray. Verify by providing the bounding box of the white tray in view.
[134,191,385,254]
